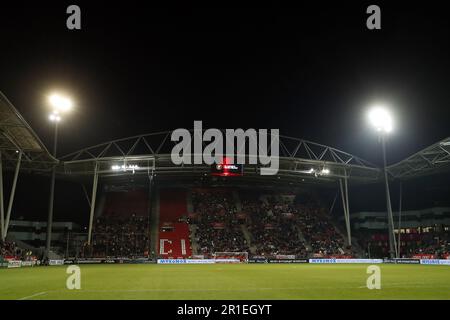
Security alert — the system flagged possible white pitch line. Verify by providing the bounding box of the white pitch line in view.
[49,286,368,293]
[17,284,450,299]
[18,291,48,300]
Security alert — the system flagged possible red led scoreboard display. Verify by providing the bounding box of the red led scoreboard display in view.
[211,163,243,177]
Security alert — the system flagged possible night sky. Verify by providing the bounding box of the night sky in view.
[1,2,450,224]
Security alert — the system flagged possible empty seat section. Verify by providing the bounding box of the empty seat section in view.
[159,189,187,223]
[103,190,149,218]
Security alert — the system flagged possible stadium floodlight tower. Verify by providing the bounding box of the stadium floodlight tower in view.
[45,93,73,260]
[368,106,398,258]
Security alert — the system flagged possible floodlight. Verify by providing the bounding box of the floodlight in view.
[49,113,61,122]
[49,93,73,112]
[368,107,393,133]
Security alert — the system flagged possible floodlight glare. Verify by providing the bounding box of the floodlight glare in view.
[111,164,140,172]
[49,93,73,112]
[368,107,393,133]
[49,113,61,122]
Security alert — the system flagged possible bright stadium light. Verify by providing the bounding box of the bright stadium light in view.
[49,93,73,112]
[111,164,140,173]
[368,106,393,133]
[321,168,330,175]
[49,112,61,122]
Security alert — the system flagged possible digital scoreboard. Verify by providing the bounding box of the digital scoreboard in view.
[211,163,243,177]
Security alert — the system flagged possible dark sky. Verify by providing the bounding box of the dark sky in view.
[1,2,449,164]
[1,2,450,224]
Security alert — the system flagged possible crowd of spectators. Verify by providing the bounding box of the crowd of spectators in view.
[359,228,450,258]
[189,191,348,258]
[196,226,249,254]
[242,194,349,257]
[402,229,449,258]
[191,190,249,255]
[1,241,37,263]
[296,203,347,257]
[83,214,150,258]
[191,190,238,223]
[244,197,307,256]
[0,240,20,258]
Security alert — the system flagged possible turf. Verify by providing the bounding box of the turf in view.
[1,264,449,300]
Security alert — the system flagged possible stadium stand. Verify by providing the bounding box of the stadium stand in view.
[242,191,353,257]
[89,214,150,258]
[0,240,35,262]
[187,188,350,258]
[296,203,348,257]
[159,189,188,223]
[158,222,192,258]
[190,189,249,256]
[102,190,149,218]
[157,189,192,258]
[358,228,450,259]
[82,189,151,258]
[0,240,19,258]
[66,185,448,260]
[243,195,308,257]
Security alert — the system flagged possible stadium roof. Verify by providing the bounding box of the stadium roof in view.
[58,131,382,185]
[387,136,450,180]
[1,91,449,184]
[0,91,57,172]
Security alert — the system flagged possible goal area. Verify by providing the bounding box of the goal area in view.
[212,252,249,263]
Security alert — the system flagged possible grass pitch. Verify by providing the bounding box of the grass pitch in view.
[1,264,450,300]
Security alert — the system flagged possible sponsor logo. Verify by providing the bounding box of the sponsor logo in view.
[420,259,450,265]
